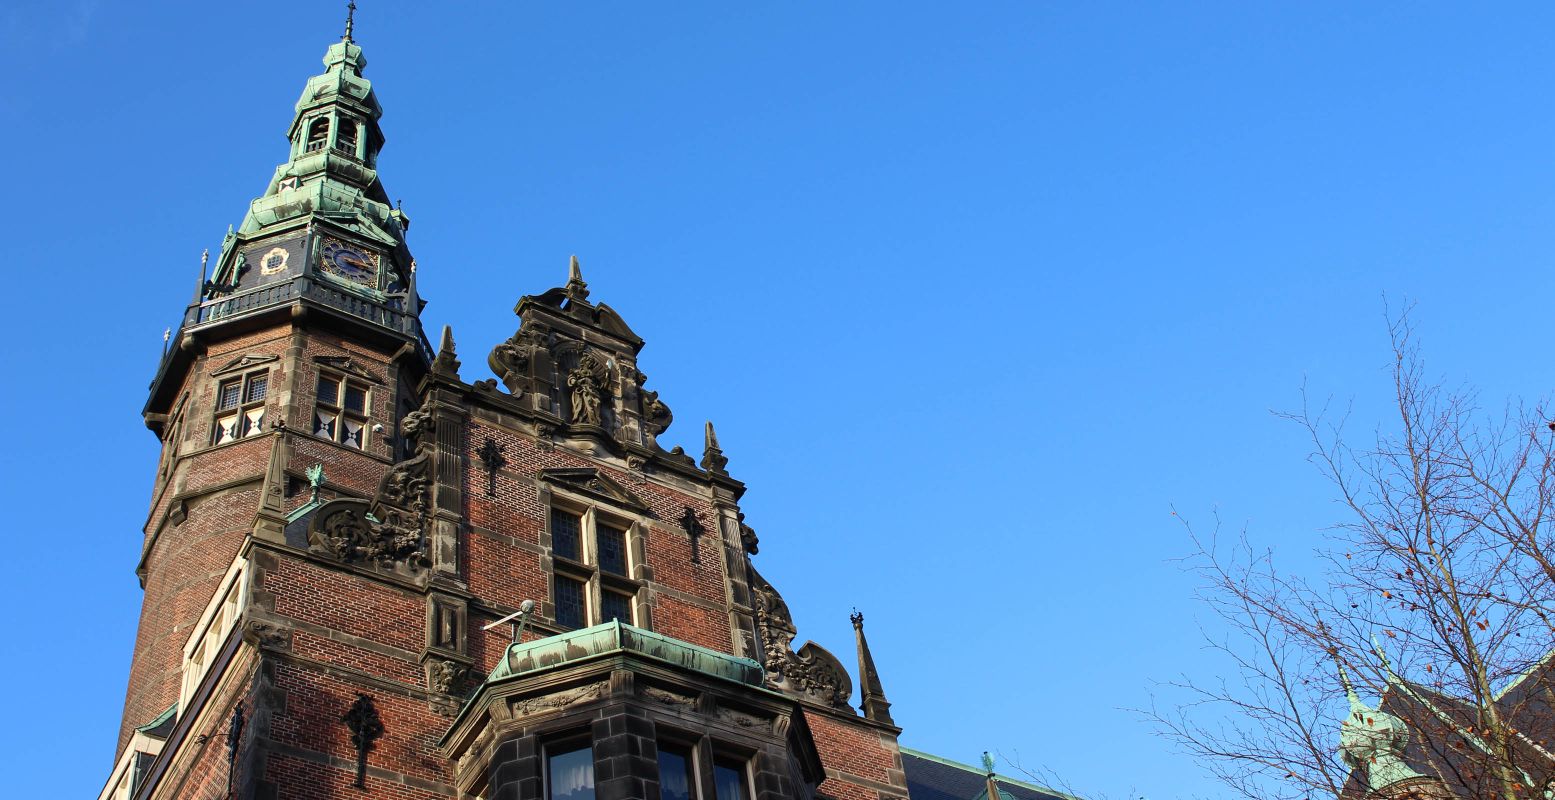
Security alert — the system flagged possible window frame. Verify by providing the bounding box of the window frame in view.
[212,370,269,445]
[312,371,371,450]
[543,736,598,800]
[545,498,646,630]
[179,555,249,711]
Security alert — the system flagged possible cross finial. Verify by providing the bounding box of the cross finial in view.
[343,1,357,42]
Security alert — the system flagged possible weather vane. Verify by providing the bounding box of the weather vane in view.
[343,1,357,43]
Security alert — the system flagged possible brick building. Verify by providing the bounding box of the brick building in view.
[100,21,1066,800]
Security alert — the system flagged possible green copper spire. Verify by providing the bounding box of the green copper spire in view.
[1334,648,1425,792]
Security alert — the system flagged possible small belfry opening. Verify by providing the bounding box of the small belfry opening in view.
[305,117,329,152]
[335,118,358,155]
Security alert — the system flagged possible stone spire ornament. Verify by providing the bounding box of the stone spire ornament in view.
[565,255,590,302]
[701,421,729,474]
[431,324,462,379]
[851,610,894,725]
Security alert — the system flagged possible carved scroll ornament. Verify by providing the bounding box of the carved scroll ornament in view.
[307,399,436,571]
[749,564,853,708]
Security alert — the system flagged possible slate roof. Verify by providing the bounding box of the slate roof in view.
[900,748,1074,800]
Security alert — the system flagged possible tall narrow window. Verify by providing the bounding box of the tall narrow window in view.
[657,746,695,800]
[597,523,627,576]
[713,761,749,800]
[314,373,369,449]
[551,510,582,562]
[554,575,586,629]
[305,117,329,152]
[213,372,268,444]
[335,118,359,155]
[547,744,596,800]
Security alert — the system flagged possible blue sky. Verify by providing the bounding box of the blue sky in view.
[3,2,1555,798]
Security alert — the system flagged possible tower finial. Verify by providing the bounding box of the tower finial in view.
[565,254,590,302]
[193,248,210,304]
[343,0,357,42]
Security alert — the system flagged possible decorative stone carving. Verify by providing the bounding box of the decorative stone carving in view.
[307,398,436,571]
[488,324,552,398]
[241,618,290,650]
[429,658,472,695]
[567,350,608,426]
[739,513,760,555]
[641,387,672,438]
[641,685,696,708]
[715,706,768,730]
[749,564,853,708]
[511,681,607,717]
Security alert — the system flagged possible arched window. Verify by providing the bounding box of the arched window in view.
[305,117,329,153]
[335,118,359,155]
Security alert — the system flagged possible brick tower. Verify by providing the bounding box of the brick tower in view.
[104,21,910,800]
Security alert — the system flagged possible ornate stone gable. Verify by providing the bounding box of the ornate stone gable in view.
[484,257,680,458]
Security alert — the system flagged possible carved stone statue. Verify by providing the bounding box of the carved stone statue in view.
[567,351,608,426]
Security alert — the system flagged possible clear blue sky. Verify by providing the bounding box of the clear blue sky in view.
[3,2,1554,798]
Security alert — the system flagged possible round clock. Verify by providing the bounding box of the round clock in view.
[320,238,378,286]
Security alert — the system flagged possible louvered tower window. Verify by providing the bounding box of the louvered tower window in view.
[305,117,329,152]
[335,119,358,155]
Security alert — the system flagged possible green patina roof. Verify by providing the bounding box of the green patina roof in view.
[486,620,764,686]
[134,703,177,738]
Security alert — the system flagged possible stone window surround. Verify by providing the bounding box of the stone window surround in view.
[312,370,371,450]
[179,553,249,712]
[211,369,269,445]
[542,488,649,633]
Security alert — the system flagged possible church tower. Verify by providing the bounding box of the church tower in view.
[105,17,908,800]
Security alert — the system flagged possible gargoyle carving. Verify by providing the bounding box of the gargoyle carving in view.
[749,564,853,708]
[307,398,436,571]
[642,388,673,438]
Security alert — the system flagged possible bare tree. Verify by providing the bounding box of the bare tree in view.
[1149,313,1555,800]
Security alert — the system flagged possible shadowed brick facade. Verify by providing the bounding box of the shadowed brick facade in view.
[103,24,913,800]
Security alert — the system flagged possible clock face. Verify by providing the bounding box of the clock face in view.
[319,238,379,287]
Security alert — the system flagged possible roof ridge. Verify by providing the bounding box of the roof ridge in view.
[898,747,1084,800]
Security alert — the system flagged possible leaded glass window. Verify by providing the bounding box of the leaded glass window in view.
[554,575,586,629]
[601,590,632,624]
[314,373,369,449]
[214,372,269,445]
[551,510,582,561]
[597,524,627,576]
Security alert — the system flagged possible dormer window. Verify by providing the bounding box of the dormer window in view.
[335,118,359,156]
[305,117,329,153]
